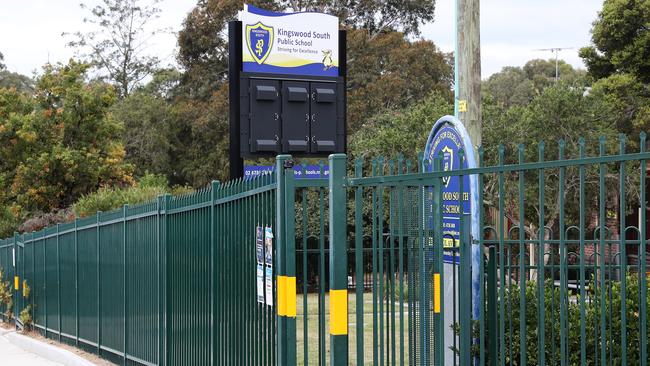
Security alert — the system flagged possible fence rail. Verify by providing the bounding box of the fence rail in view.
[0,173,277,366]
[1,134,649,366]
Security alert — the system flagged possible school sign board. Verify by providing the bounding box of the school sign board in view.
[229,5,346,179]
[240,5,339,77]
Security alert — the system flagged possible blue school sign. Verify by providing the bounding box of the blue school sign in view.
[424,115,481,325]
[425,124,472,249]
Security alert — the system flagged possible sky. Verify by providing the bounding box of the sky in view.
[0,0,604,79]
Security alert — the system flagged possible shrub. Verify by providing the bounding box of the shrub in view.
[0,269,12,320]
[19,279,32,330]
[19,305,32,329]
[480,274,650,365]
[73,173,192,217]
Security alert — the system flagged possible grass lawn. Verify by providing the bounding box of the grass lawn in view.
[296,292,411,365]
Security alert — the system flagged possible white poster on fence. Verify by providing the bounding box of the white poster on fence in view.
[257,264,265,304]
[265,266,273,306]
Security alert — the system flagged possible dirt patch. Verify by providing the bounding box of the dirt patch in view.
[0,320,115,365]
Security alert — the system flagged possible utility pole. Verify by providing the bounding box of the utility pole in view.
[456,0,482,151]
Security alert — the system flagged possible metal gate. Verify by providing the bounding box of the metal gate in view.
[278,132,650,366]
[278,152,474,366]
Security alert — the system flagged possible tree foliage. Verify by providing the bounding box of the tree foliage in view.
[580,0,650,83]
[177,0,279,98]
[347,29,452,132]
[110,69,180,179]
[65,0,165,98]
[482,83,622,242]
[0,61,132,236]
[349,92,453,161]
[73,173,191,217]
[277,0,436,36]
[0,71,34,93]
[483,59,586,108]
[588,73,650,151]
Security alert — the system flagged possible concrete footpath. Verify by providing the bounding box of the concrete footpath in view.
[0,327,95,366]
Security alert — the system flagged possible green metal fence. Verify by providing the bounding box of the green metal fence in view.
[478,134,650,366]
[2,134,650,366]
[0,173,277,366]
[276,133,650,366]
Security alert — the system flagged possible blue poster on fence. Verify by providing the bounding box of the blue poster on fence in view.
[244,165,329,179]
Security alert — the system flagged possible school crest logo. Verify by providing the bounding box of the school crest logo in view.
[246,22,274,65]
[441,145,454,187]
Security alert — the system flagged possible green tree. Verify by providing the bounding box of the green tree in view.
[171,83,231,186]
[0,52,4,70]
[278,0,436,36]
[110,69,180,179]
[578,0,650,149]
[0,61,133,236]
[579,0,650,82]
[484,59,586,108]
[65,0,166,98]
[482,83,623,269]
[0,70,34,93]
[347,29,452,132]
[177,0,279,98]
[349,92,453,161]
[588,73,650,151]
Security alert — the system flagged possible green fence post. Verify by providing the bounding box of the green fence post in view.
[56,224,61,342]
[329,153,348,366]
[276,154,290,366]
[640,132,647,366]
[285,161,297,366]
[123,204,128,365]
[156,196,163,366]
[487,246,497,366]
[433,154,444,366]
[163,194,171,366]
[31,232,35,332]
[354,158,364,366]
[210,181,219,366]
[156,195,168,366]
[13,231,18,331]
[44,229,48,337]
[97,211,101,356]
[618,135,627,365]
[75,217,79,347]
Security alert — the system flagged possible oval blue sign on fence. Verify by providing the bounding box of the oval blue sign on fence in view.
[425,124,472,249]
[423,115,481,326]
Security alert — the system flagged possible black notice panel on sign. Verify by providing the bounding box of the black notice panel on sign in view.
[282,81,310,153]
[240,77,345,157]
[310,82,337,153]
[249,79,281,153]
